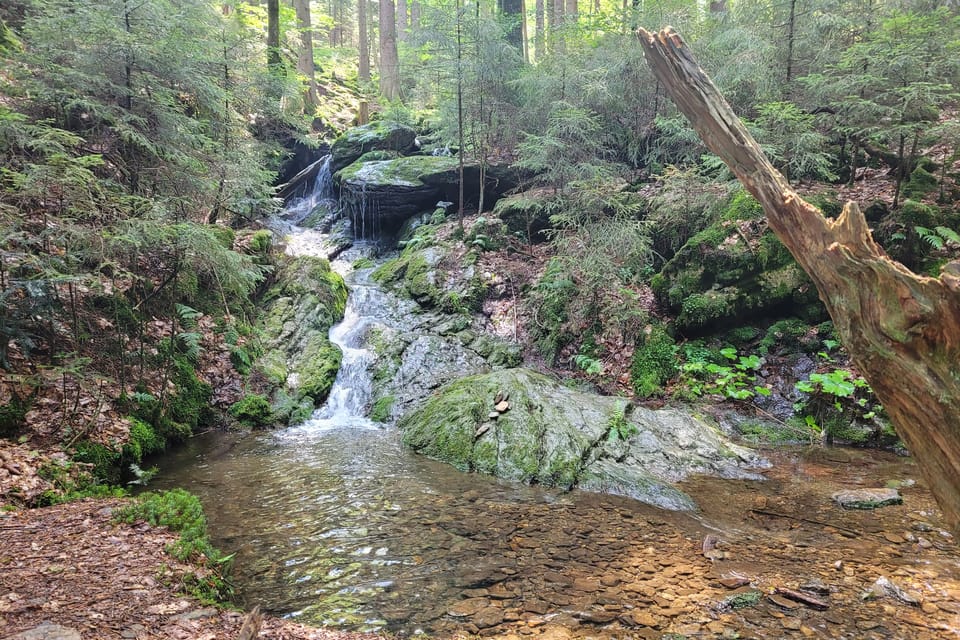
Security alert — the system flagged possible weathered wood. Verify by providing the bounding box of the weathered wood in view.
[275,156,326,201]
[638,26,960,535]
[237,605,263,640]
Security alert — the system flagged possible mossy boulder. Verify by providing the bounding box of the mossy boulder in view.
[400,368,764,510]
[372,226,490,312]
[653,189,824,334]
[329,122,417,173]
[257,255,348,424]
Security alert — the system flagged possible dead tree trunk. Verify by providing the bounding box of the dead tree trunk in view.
[638,27,960,535]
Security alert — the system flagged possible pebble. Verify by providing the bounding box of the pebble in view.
[630,610,659,627]
[781,617,802,630]
[472,606,505,629]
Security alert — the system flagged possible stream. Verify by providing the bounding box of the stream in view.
[150,164,960,638]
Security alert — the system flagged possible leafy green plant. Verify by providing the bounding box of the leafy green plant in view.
[915,225,960,251]
[678,347,770,401]
[574,353,603,376]
[794,367,888,444]
[606,402,638,442]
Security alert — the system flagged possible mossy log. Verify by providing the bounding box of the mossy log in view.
[638,27,960,534]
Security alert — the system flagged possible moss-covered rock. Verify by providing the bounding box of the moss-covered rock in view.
[257,255,348,424]
[399,368,764,510]
[329,122,417,173]
[652,189,824,334]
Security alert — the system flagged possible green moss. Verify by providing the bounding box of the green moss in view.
[337,155,459,187]
[400,376,491,471]
[678,290,737,329]
[72,441,122,484]
[899,199,940,228]
[356,150,399,162]
[248,229,272,255]
[630,325,678,398]
[208,226,236,250]
[123,417,165,463]
[114,489,233,601]
[229,394,274,429]
[722,189,764,221]
[370,395,395,422]
[759,318,814,354]
[903,164,939,201]
[297,337,342,404]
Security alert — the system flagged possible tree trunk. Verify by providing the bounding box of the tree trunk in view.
[358,0,369,83]
[397,0,408,41]
[535,0,545,60]
[267,0,282,69]
[498,0,524,51]
[410,1,420,30]
[379,0,400,100]
[295,0,320,113]
[638,26,960,535]
[565,0,577,19]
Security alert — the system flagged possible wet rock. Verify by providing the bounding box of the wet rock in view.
[448,598,491,617]
[868,576,921,605]
[832,487,902,509]
[719,576,751,589]
[472,606,505,629]
[579,609,617,624]
[401,368,765,510]
[8,625,82,640]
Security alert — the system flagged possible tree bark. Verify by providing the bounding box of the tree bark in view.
[498,0,524,51]
[535,0,545,60]
[379,0,400,100]
[397,0,408,42]
[267,0,282,69]
[638,26,960,535]
[295,0,320,113]
[358,0,369,83]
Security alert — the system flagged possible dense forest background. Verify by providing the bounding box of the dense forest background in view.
[1,0,959,499]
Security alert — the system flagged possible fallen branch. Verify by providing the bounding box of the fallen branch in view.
[749,508,860,537]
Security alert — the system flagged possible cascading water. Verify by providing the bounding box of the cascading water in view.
[281,155,336,225]
[297,263,383,430]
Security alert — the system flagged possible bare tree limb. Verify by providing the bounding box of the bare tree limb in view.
[638,26,960,534]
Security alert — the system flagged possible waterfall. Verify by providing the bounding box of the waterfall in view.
[282,155,335,225]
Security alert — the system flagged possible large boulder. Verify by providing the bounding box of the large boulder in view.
[336,156,521,237]
[651,189,824,334]
[399,368,765,510]
[256,255,348,424]
[329,122,417,173]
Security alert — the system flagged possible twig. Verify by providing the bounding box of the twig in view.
[749,508,860,537]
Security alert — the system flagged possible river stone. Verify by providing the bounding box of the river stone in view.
[8,625,82,640]
[472,606,505,629]
[400,368,765,510]
[832,488,903,509]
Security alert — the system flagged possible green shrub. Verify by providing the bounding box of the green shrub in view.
[630,325,678,398]
[72,441,121,484]
[229,394,274,429]
[248,229,272,255]
[123,417,165,463]
[0,393,30,438]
